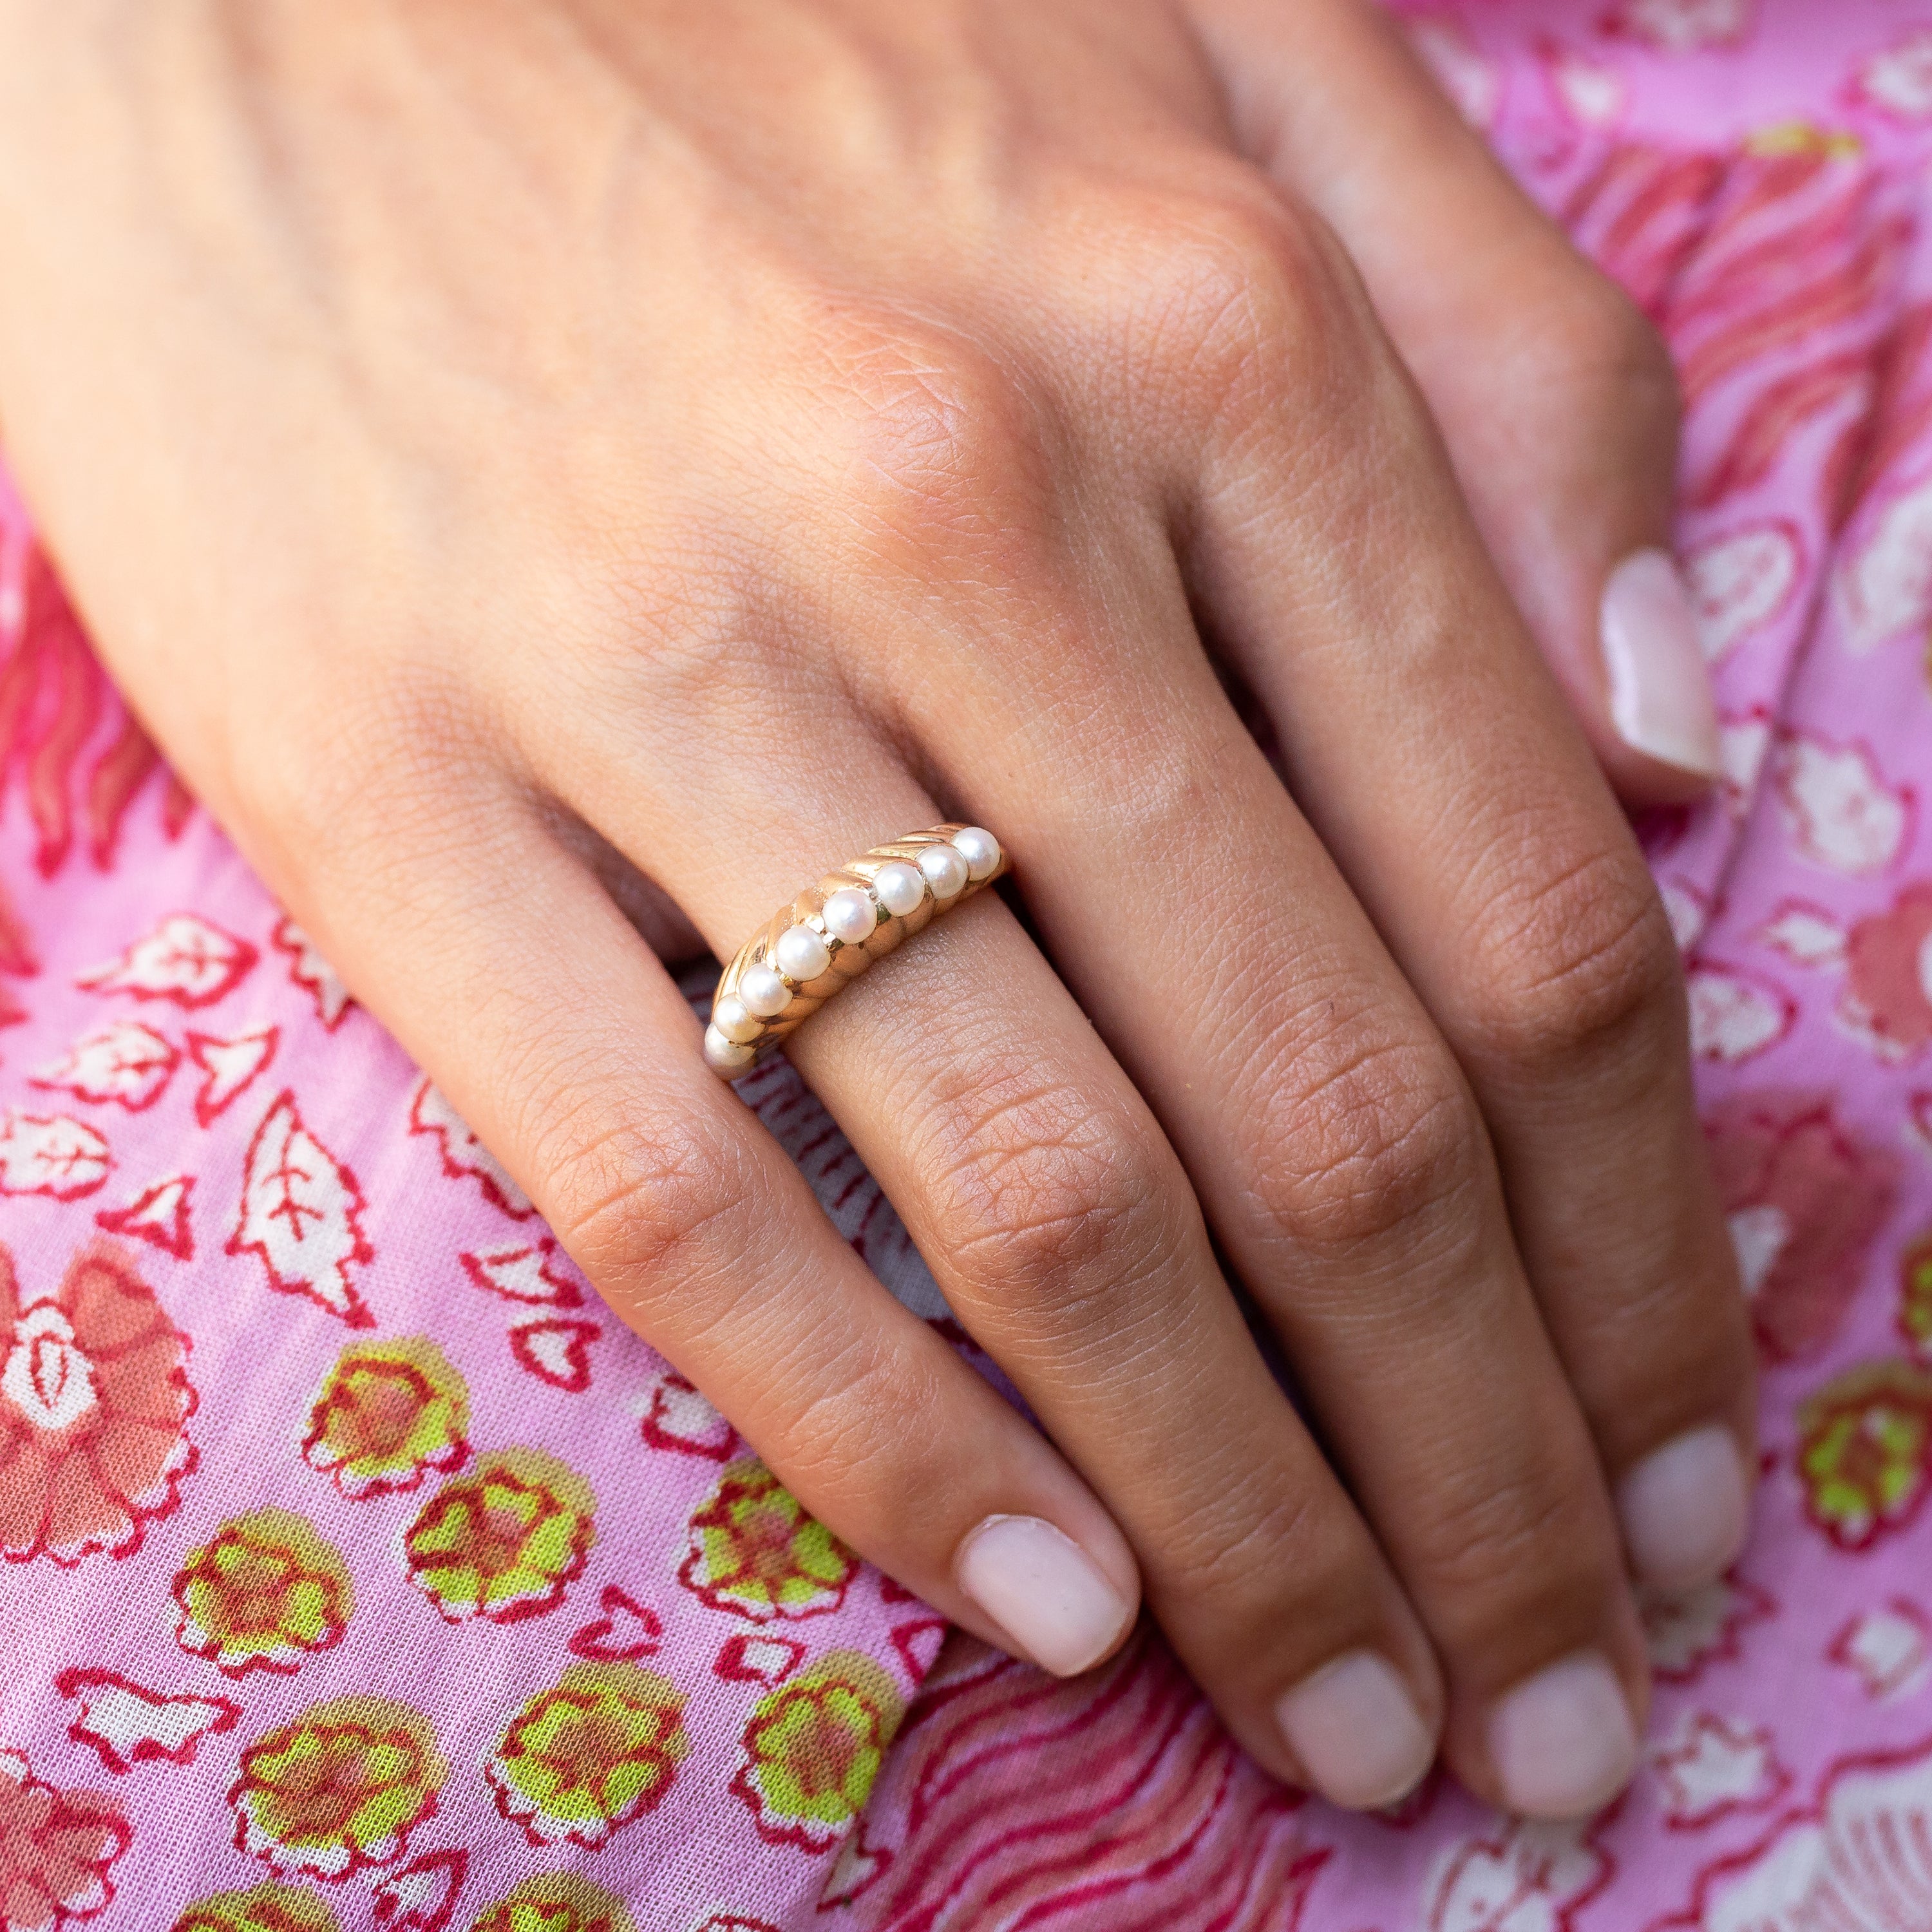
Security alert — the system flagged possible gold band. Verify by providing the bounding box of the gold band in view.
[705,824,1007,1077]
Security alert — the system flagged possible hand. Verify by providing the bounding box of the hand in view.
[0,0,1750,1819]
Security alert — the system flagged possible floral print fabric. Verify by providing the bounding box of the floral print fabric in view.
[0,544,929,1921]
[5,1,1932,1926]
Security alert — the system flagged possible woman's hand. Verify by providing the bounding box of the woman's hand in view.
[0,0,1750,1819]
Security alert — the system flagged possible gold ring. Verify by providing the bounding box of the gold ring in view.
[705,824,1007,1076]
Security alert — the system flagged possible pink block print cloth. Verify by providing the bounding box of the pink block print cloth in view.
[5,0,1932,1926]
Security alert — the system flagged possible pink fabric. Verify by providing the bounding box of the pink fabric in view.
[3,1,1932,1926]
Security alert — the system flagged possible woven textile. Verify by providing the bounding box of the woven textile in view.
[3,2,1932,1925]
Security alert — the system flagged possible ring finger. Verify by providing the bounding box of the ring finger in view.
[541,683,1457,1810]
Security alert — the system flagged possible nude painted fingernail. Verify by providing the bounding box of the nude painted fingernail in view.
[1600,549,1722,778]
[955,1515,1133,1676]
[1616,1424,1750,1592]
[1276,1651,1435,1810]
[1488,1651,1639,1819]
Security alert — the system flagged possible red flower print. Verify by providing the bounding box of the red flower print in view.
[1904,1233,1932,1354]
[466,1873,635,1931]
[0,1747,131,1928]
[173,1509,354,1676]
[486,1660,688,1849]
[402,1447,594,1624]
[1705,1091,1900,1362]
[679,1459,858,1624]
[1839,882,1932,1059]
[1796,1359,1932,1550]
[229,1697,445,1882]
[0,1239,195,1564]
[299,1337,468,1500]
[171,1883,341,1932]
[731,1651,904,1852]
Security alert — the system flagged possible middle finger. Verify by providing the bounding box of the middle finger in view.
[893,530,1654,1821]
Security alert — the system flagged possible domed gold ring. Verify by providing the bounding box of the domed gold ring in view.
[704,824,1006,1077]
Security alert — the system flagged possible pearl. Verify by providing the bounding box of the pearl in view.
[739,962,791,1018]
[916,844,969,900]
[774,923,831,983]
[705,1024,756,1072]
[711,995,761,1045]
[822,887,877,945]
[873,862,925,918]
[953,826,1001,880]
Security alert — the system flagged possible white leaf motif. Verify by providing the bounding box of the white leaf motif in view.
[1687,524,1802,664]
[59,1667,239,1775]
[273,916,353,1028]
[187,1024,277,1126]
[1775,734,1912,876]
[1688,967,1795,1064]
[408,1077,532,1217]
[0,1111,110,1198]
[1679,1745,1932,1931]
[1835,473,1932,650]
[229,1092,373,1326]
[33,1019,178,1110]
[75,912,255,1008]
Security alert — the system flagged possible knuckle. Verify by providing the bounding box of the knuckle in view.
[1249,1014,1486,1259]
[1155,1480,1332,1606]
[802,310,1052,550]
[1127,182,1370,419]
[1523,268,1680,436]
[912,1057,1188,1316]
[1407,1458,1612,1629]
[1576,1242,1756,1446]
[1472,841,1682,1069]
[769,1334,947,1520]
[540,1099,756,1311]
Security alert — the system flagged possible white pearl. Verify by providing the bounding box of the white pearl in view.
[917,845,969,900]
[952,826,1001,880]
[704,1024,756,1072]
[822,887,877,945]
[739,962,791,1018]
[711,995,761,1045]
[873,862,925,918]
[774,923,831,983]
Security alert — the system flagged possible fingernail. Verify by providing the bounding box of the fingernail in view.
[1616,1424,1750,1592]
[954,1515,1133,1676]
[1600,548,1722,778]
[1275,1651,1435,1810]
[1488,1651,1639,1819]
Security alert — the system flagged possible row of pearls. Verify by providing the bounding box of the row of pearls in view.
[704,827,1001,1072]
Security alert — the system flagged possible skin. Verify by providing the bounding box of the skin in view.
[0,0,1752,1814]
